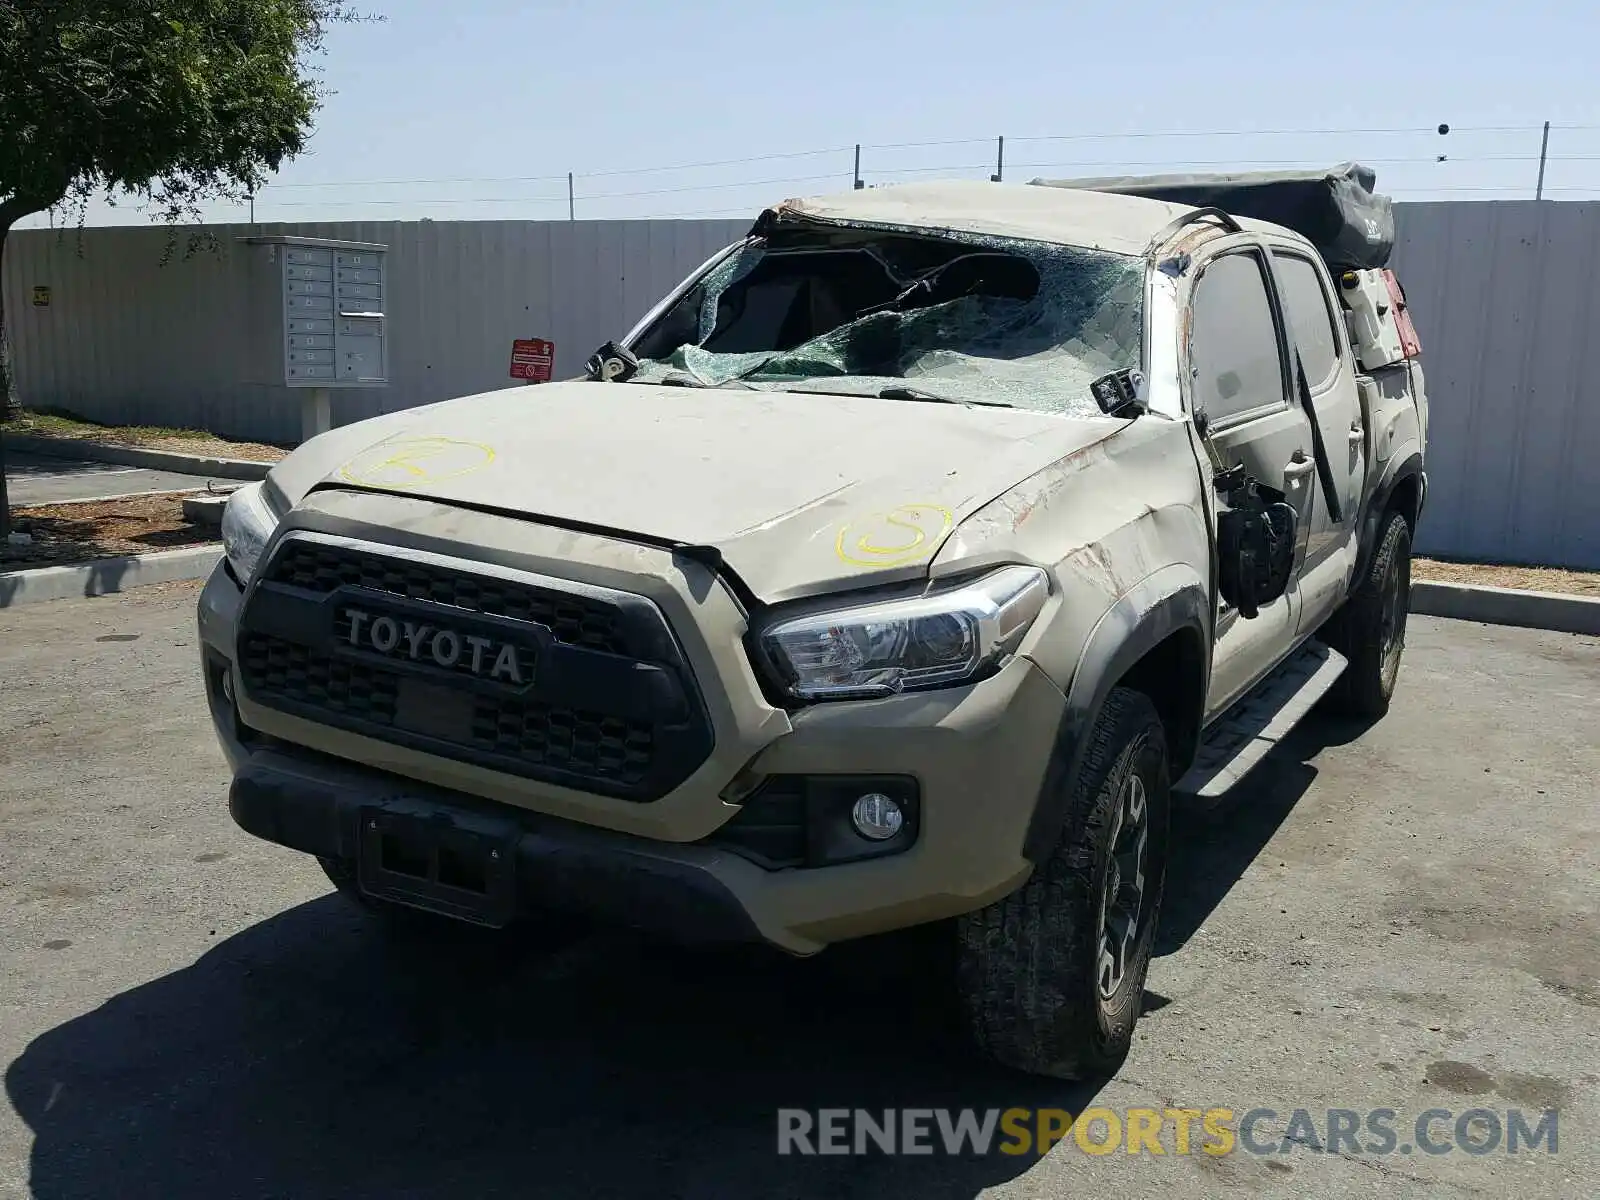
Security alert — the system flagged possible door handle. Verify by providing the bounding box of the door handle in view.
[1284,454,1317,483]
[1349,422,1364,446]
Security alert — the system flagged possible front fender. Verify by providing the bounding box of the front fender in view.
[1020,563,1211,864]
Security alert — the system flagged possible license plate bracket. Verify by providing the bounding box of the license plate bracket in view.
[357,804,518,927]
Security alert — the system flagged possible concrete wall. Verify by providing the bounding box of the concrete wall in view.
[3,218,747,444]
[6,203,1600,567]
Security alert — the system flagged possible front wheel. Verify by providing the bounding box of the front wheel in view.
[1323,509,1412,719]
[956,687,1171,1079]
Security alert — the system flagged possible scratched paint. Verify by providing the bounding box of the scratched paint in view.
[338,437,497,489]
[835,504,954,568]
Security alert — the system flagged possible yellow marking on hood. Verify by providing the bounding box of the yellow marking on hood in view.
[835,504,954,568]
[338,437,497,489]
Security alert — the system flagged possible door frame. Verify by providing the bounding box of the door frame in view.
[1176,231,1322,718]
[1261,238,1369,633]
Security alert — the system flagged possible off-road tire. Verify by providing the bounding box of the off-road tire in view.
[1323,509,1412,719]
[956,687,1170,1079]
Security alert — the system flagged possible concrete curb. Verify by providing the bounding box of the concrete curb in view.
[15,484,238,507]
[0,545,222,609]
[4,433,272,481]
[1411,580,1600,636]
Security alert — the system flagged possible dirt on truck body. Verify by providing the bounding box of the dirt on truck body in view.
[200,169,1428,1079]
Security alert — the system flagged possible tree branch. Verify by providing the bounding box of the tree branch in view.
[0,190,64,228]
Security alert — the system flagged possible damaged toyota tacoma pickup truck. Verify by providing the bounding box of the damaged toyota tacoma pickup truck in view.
[199,165,1428,1079]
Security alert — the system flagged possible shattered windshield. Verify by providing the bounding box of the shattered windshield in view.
[626,225,1145,416]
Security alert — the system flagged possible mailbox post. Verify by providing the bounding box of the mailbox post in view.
[246,236,389,442]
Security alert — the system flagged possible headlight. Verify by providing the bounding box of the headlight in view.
[759,566,1050,701]
[219,481,282,586]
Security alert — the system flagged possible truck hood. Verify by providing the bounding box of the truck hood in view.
[270,381,1129,603]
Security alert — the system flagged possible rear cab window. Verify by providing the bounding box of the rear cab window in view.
[1271,251,1344,389]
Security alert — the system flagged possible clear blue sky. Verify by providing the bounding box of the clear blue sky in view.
[22,0,1600,228]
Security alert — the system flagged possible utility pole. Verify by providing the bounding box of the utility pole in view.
[568,173,575,220]
[853,144,863,190]
[1536,121,1551,200]
[990,135,1005,183]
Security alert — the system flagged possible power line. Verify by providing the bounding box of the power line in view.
[264,145,855,191]
[261,184,1600,217]
[1006,155,1562,171]
[266,172,573,190]
[576,172,846,201]
[864,137,995,151]
[581,146,852,179]
[246,123,1600,197]
[863,163,990,176]
[626,205,759,220]
[265,172,852,210]
[1007,124,1561,143]
[202,119,1600,219]
[260,150,1600,198]
[1404,185,1600,193]
[269,195,569,209]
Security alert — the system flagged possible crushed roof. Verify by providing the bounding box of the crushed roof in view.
[763,178,1286,255]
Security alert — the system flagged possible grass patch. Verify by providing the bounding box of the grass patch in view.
[1412,557,1599,597]
[8,408,289,463]
[17,409,222,442]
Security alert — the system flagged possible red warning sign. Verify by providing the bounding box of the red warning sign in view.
[509,338,555,382]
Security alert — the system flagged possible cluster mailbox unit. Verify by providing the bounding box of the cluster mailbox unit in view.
[245,235,389,440]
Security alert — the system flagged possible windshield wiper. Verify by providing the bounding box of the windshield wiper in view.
[877,385,1012,408]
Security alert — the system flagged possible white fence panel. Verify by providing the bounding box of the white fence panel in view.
[1391,202,1600,568]
[3,218,747,444]
[7,203,1600,566]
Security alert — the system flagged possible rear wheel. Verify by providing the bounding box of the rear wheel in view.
[1323,509,1412,718]
[955,687,1170,1079]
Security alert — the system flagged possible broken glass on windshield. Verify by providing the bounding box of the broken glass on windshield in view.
[627,226,1145,416]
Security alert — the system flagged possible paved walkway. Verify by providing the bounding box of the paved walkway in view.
[3,448,217,507]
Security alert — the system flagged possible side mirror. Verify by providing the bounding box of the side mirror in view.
[1216,475,1297,619]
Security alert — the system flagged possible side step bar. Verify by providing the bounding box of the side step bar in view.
[1174,641,1348,801]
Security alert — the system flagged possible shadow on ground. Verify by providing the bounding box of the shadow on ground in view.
[6,903,1103,1200]
[1156,710,1377,955]
[5,710,1371,1198]
[0,553,136,607]
[3,453,132,480]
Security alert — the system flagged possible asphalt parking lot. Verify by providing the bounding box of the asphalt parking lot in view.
[1,581,1595,1199]
[3,449,217,507]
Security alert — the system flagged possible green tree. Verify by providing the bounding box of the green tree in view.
[0,0,364,536]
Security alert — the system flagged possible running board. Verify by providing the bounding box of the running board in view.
[1175,641,1348,800]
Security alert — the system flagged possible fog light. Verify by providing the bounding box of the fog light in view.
[220,667,235,705]
[850,793,904,841]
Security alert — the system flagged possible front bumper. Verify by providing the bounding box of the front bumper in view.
[198,498,1067,954]
[228,744,768,944]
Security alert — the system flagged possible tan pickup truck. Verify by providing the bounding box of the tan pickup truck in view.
[200,167,1428,1079]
